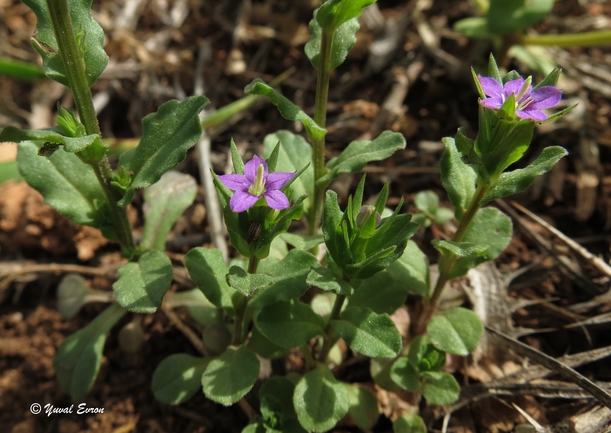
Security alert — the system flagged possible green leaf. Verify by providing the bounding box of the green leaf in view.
[440,137,477,221]
[141,171,197,251]
[293,363,349,432]
[389,357,420,392]
[0,56,46,82]
[414,190,439,212]
[245,80,327,141]
[54,303,126,399]
[408,336,446,372]
[164,289,220,327]
[315,0,376,31]
[16,141,109,227]
[185,247,240,317]
[263,131,314,204]
[432,240,489,279]
[319,131,406,186]
[201,346,260,406]
[453,17,494,39]
[305,12,360,70]
[119,96,209,189]
[56,273,113,320]
[421,371,460,405]
[449,207,512,278]
[255,300,326,349]
[487,0,555,34]
[226,266,274,297]
[280,233,324,250]
[249,250,318,309]
[393,413,427,433]
[345,384,380,431]
[21,0,108,86]
[242,423,266,433]
[229,138,245,174]
[113,250,173,313]
[311,293,338,320]
[386,241,430,296]
[370,358,404,392]
[247,325,289,360]
[331,306,401,357]
[482,146,568,204]
[427,307,483,356]
[348,270,407,314]
[152,354,210,405]
[0,126,98,153]
[306,265,353,296]
[260,376,298,421]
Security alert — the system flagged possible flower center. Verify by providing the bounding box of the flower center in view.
[248,164,266,197]
[514,77,533,111]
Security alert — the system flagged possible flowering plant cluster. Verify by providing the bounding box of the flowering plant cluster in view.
[0,0,573,431]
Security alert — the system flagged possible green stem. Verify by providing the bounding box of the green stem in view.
[308,28,334,235]
[413,182,488,337]
[301,344,315,371]
[318,294,346,363]
[520,30,611,47]
[233,256,260,345]
[47,0,135,253]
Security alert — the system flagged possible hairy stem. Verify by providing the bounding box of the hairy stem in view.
[318,294,346,363]
[308,28,334,235]
[412,183,488,337]
[47,0,135,253]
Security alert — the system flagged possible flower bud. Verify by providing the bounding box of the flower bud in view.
[356,205,381,228]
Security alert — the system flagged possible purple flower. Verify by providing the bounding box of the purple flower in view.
[478,75,562,121]
[218,155,295,213]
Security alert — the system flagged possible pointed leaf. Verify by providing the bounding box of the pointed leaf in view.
[280,233,324,250]
[245,79,327,141]
[307,265,353,296]
[113,250,173,313]
[386,241,430,296]
[0,126,98,153]
[319,131,406,186]
[21,0,108,86]
[54,303,126,399]
[331,306,401,357]
[487,0,555,34]
[16,141,109,227]
[315,0,376,31]
[255,300,326,349]
[427,307,483,356]
[482,146,568,204]
[293,364,349,432]
[141,171,197,251]
[185,247,239,317]
[226,266,274,297]
[305,12,360,70]
[249,250,318,309]
[440,137,477,221]
[152,354,210,405]
[119,96,209,189]
[201,346,260,406]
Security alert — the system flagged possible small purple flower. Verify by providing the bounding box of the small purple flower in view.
[478,75,562,121]
[218,155,295,213]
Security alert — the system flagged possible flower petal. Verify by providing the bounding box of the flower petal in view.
[481,97,502,110]
[529,86,562,109]
[244,155,268,183]
[265,171,295,190]
[516,109,547,122]
[264,189,290,210]
[218,174,250,191]
[230,190,260,212]
[504,78,525,97]
[478,76,503,99]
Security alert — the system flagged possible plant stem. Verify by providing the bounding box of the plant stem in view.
[301,344,315,371]
[318,293,346,363]
[412,183,488,337]
[47,0,135,253]
[233,256,260,345]
[308,28,334,235]
[520,30,611,47]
